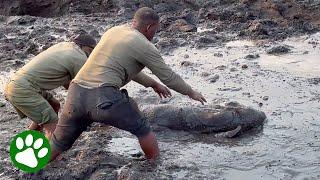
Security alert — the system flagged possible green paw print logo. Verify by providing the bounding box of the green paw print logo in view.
[10,130,51,173]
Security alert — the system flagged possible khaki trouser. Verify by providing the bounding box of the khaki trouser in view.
[4,79,58,125]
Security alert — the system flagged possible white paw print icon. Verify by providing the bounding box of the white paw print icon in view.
[15,134,49,168]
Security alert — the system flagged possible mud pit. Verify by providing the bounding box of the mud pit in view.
[1,0,320,179]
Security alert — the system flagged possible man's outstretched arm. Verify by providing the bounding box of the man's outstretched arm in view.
[133,72,172,98]
[136,45,207,104]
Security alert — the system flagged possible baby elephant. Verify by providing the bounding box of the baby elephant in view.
[142,102,266,137]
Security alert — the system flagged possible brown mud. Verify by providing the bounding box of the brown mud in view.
[0,0,320,179]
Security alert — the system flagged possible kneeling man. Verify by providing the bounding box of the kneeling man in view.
[5,34,96,139]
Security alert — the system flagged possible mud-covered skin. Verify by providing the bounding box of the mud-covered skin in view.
[142,103,266,135]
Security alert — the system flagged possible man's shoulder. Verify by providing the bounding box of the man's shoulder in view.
[104,25,159,53]
[48,42,77,51]
[107,25,145,41]
[46,42,84,56]
[36,42,86,66]
[39,42,74,56]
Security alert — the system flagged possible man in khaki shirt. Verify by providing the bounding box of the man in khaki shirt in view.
[50,7,206,162]
[4,34,96,139]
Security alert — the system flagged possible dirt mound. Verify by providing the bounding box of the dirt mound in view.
[0,0,71,17]
[0,0,319,45]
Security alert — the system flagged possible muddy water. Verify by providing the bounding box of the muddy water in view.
[121,33,320,179]
[0,32,320,179]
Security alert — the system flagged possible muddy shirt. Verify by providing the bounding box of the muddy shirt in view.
[12,42,87,91]
[74,25,192,95]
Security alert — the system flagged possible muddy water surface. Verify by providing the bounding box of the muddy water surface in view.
[0,32,319,179]
[122,33,320,179]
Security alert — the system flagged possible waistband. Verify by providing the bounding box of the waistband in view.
[71,81,128,95]
[72,80,120,90]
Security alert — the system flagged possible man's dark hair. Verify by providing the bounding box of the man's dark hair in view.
[72,33,97,48]
[134,7,160,27]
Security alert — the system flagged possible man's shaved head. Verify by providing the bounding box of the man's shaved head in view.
[133,7,160,28]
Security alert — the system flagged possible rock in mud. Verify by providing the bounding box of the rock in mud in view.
[169,19,197,32]
[0,101,5,107]
[196,35,216,45]
[303,51,309,54]
[207,74,219,83]
[6,16,36,25]
[155,37,178,52]
[218,87,243,92]
[246,19,278,38]
[245,54,260,60]
[241,64,248,69]
[302,21,315,32]
[180,60,193,67]
[214,52,223,57]
[215,65,227,70]
[267,45,292,55]
[308,77,320,85]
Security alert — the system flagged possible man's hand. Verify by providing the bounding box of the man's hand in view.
[188,90,207,105]
[151,83,172,99]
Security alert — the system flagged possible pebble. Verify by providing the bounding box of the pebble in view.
[267,45,291,55]
[214,53,223,57]
[207,74,219,83]
[241,64,248,69]
[218,87,242,91]
[180,61,193,67]
[215,65,227,70]
[0,101,5,107]
[308,78,320,85]
[245,54,260,60]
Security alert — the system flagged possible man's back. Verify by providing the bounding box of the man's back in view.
[74,25,192,95]
[74,25,150,88]
[13,42,87,90]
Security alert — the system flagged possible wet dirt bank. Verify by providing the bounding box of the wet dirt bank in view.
[0,1,320,179]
